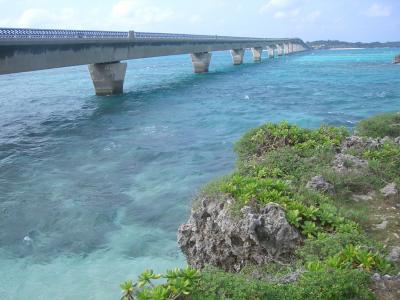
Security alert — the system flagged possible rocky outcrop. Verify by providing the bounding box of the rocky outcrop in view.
[306,175,335,195]
[380,183,398,197]
[371,273,400,300]
[387,246,400,263]
[332,153,368,173]
[341,136,381,151]
[178,196,302,272]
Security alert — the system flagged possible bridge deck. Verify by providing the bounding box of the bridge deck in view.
[0,28,307,75]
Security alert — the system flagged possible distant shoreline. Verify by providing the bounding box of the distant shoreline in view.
[329,47,365,50]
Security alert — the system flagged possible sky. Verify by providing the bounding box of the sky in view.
[0,0,399,42]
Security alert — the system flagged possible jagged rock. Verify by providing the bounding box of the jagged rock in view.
[372,273,381,281]
[388,246,400,262]
[341,136,381,151]
[371,273,400,300]
[332,153,368,173]
[178,197,302,272]
[306,175,335,195]
[380,183,398,197]
[394,137,400,145]
[375,220,388,230]
[352,191,376,202]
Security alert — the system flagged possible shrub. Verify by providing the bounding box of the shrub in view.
[296,267,374,300]
[234,122,348,161]
[120,267,200,300]
[356,112,400,138]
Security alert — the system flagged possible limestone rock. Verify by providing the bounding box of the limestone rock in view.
[332,153,368,173]
[380,183,398,197]
[341,136,381,151]
[177,197,302,272]
[394,137,400,145]
[352,191,376,202]
[371,273,400,300]
[306,175,335,195]
[388,246,400,262]
[375,220,388,230]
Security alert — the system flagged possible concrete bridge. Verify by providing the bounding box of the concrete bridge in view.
[0,28,308,95]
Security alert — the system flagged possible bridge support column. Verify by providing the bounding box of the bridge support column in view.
[88,62,127,96]
[251,47,263,62]
[266,46,274,58]
[283,44,289,55]
[191,52,212,73]
[231,49,245,65]
[276,45,283,56]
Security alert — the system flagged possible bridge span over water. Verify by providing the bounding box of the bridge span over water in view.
[0,28,308,95]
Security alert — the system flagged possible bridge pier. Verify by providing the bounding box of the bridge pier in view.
[276,45,283,56]
[251,47,263,62]
[231,49,245,65]
[88,62,127,96]
[266,46,274,58]
[283,43,289,55]
[191,52,212,73]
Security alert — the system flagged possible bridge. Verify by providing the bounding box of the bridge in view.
[0,28,308,96]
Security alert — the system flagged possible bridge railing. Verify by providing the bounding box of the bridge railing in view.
[0,28,129,39]
[132,31,268,41]
[0,28,294,43]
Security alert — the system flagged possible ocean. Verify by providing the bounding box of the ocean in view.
[0,48,399,299]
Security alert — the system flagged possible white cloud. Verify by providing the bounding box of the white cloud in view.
[260,0,297,13]
[273,9,299,19]
[306,10,321,21]
[17,8,75,28]
[189,15,203,24]
[363,3,391,17]
[109,0,175,28]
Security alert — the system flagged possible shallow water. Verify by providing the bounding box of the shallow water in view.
[0,48,399,299]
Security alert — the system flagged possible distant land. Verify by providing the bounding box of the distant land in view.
[307,40,400,49]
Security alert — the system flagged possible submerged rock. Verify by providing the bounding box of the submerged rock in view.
[380,183,398,197]
[178,197,301,272]
[306,175,335,195]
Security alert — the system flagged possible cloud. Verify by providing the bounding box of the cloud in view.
[110,0,175,28]
[273,9,299,19]
[189,15,203,24]
[260,0,297,13]
[363,3,391,17]
[306,10,321,21]
[17,8,75,28]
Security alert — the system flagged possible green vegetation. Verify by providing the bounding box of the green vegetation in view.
[120,267,200,300]
[307,40,400,50]
[121,114,400,299]
[356,112,400,138]
[191,266,373,300]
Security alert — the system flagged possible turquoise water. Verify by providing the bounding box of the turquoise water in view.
[0,48,399,299]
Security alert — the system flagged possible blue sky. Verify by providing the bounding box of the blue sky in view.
[1,0,399,42]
